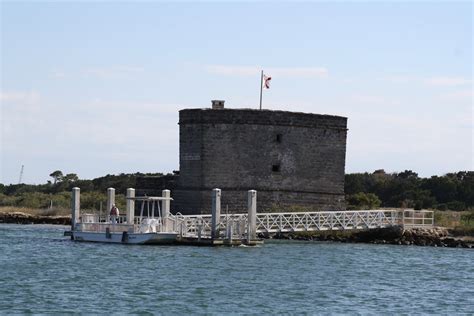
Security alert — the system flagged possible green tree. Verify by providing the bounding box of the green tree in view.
[63,173,79,183]
[49,170,64,184]
[456,171,474,207]
[421,175,457,204]
[347,192,382,210]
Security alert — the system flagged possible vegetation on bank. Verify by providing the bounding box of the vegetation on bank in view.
[345,170,473,211]
[434,210,474,236]
[344,170,473,235]
[1,169,473,234]
[1,169,472,213]
[0,171,165,212]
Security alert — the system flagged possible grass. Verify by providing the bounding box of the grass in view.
[434,210,462,227]
[434,210,474,236]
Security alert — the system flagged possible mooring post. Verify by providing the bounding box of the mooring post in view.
[126,188,135,225]
[162,189,171,232]
[247,190,257,242]
[106,188,115,222]
[198,221,202,241]
[227,218,233,242]
[71,187,80,231]
[211,188,221,239]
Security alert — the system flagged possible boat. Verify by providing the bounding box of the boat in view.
[70,196,179,244]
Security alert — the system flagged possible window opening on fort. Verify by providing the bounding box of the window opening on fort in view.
[276,134,283,143]
[272,164,281,172]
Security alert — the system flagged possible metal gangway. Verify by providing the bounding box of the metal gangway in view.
[166,189,434,241]
[170,210,403,239]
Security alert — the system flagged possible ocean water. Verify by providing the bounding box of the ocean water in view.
[0,224,473,314]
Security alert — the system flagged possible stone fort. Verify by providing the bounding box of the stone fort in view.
[138,100,348,214]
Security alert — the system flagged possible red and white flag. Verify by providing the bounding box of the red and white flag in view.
[263,74,272,89]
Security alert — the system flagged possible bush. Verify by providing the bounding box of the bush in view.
[16,192,50,208]
[461,210,474,225]
[80,191,107,211]
[347,192,381,210]
[0,193,17,206]
[446,201,466,211]
[434,210,463,227]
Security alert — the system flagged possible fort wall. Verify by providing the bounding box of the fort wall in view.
[173,107,347,214]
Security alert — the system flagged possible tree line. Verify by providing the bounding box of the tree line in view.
[0,171,164,210]
[345,170,473,211]
[0,169,473,212]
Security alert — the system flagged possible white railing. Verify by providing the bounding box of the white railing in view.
[79,214,165,233]
[78,222,135,233]
[402,210,434,228]
[77,209,432,238]
[80,214,129,224]
[172,214,213,237]
[255,210,400,233]
[167,213,249,238]
[169,210,402,237]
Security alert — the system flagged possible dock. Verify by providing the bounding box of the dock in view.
[66,187,434,246]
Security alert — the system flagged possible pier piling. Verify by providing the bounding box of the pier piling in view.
[106,188,115,222]
[247,190,257,241]
[71,187,80,230]
[211,188,221,239]
[162,189,171,231]
[126,188,135,224]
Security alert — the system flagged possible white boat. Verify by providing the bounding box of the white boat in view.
[70,196,179,245]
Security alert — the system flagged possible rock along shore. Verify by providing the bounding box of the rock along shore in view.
[0,212,71,225]
[263,226,474,249]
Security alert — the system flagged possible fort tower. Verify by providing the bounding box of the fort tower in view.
[170,101,348,214]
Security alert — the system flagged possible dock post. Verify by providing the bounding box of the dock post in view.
[227,218,233,242]
[106,188,115,222]
[71,187,80,231]
[211,188,221,239]
[247,190,257,242]
[126,188,135,224]
[198,221,202,241]
[162,189,171,232]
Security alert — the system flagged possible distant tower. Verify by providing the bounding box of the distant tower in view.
[18,165,24,184]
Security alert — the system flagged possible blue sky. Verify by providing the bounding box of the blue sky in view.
[1,1,472,184]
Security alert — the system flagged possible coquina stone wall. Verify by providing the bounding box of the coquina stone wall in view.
[171,107,348,214]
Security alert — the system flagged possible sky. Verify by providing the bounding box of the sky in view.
[0,1,472,185]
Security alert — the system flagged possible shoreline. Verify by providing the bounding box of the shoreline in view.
[1,212,472,248]
[264,226,474,248]
[0,212,70,225]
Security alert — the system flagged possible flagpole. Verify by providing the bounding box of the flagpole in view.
[259,70,263,110]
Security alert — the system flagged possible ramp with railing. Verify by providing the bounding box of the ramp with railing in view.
[167,209,409,239]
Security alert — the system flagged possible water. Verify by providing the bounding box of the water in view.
[0,224,473,314]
